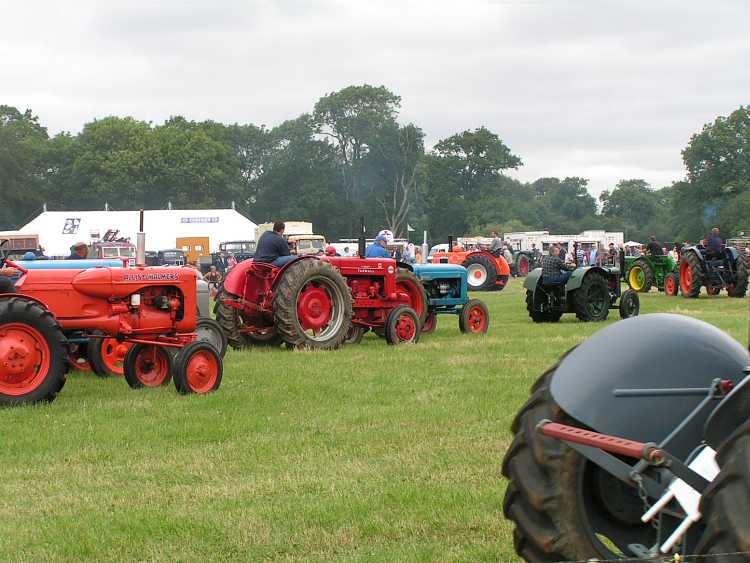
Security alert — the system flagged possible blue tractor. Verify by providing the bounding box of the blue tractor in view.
[679,244,747,298]
[411,263,489,334]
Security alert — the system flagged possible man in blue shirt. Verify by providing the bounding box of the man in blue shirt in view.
[254,222,296,267]
[706,227,723,256]
[365,234,390,258]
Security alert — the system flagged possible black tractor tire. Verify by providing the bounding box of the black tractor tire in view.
[572,272,610,322]
[727,256,748,298]
[618,289,640,319]
[695,420,750,560]
[273,259,353,350]
[628,258,654,293]
[214,289,253,350]
[384,305,421,345]
[123,343,173,389]
[195,317,228,358]
[0,297,67,406]
[680,251,703,298]
[173,341,223,395]
[525,290,562,323]
[88,332,130,377]
[344,325,366,345]
[421,311,437,334]
[458,298,490,334]
[663,272,680,296]
[502,366,658,561]
[396,268,429,325]
[462,254,497,291]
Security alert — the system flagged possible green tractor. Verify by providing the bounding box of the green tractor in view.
[624,254,679,295]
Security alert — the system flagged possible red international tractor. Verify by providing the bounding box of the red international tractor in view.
[215,256,428,349]
[0,260,223,405]
[430,238,511,291]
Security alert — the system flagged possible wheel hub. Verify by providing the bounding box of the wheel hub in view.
[395,315,416,341]
[186,351,218,393]
[0,324,48,394]
[297,286,332,331]
[467,307,486,332]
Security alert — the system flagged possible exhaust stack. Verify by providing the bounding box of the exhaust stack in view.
[136,209,146,266]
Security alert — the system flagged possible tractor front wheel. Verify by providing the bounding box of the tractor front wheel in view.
[502,367,658,561]
[173,341,222,395]
[573,272,610,322]
[124,344,173,389]
[462,254,497,291]
[421,311,437,334]
[344,325,366,345]
[618,289,640,319]
[385,305,420,345]
[679,252,703,298]
[89,333,130,377]
[459,299,489,334]
[663,272,679,296]
[195,317,228,358]
[726,256,748,298]
[0,297,67,405]
[627,259,653,292]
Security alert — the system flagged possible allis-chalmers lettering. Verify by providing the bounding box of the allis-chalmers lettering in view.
[123,273,179,281]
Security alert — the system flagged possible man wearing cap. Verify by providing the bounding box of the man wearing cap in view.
[366,234,390,259]
[67,242,88,260]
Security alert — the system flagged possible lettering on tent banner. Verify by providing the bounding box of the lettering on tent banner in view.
[180,217,219,224]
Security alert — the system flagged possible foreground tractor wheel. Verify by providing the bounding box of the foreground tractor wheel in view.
[385,305,420,345]
[124,344,173,389]
[0,297,67,406]
[664,272,679,296]
[573,272,610,322]
[396,268,429,325]
[89,334,130,377]
[696,420,750,559]
[618,289,640,319]
[627,259,653,292]
[459,299,489,334]
[679,252,703,298]
[273,259,353,349]
[421,311,437,334]
[195,317,228,358]
[502,367,658,561]
[173,341,222,395]
[525,290,562,323]
[462,254,497,291]
[726,256,748,298]
[215,289,276,349]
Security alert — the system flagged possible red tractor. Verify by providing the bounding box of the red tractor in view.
[429,237,511,292]
[0,260,222,405]
[215,256,428,349]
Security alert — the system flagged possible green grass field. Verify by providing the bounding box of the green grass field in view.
[1,284,747,561]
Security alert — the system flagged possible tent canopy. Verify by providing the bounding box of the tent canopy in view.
[10,209,257,257]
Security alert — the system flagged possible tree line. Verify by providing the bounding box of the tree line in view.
[1,86,748,243]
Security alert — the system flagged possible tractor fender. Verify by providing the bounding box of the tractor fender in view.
[563,266,608,291]
[395,261,413,272]
[704,372,750,450]
[549,313,749,459]
[724,246,740,262]
[523,269,542,291]
[221,258,256,297]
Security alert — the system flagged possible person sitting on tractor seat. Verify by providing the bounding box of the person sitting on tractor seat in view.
[66,241,88,260]
[706,227,723,257]
[366,234,391,259]
[489,231,502,257]
[645,235,664,256]
[0,268,17,293]
[255,221,295,268]
[542,244,575,285]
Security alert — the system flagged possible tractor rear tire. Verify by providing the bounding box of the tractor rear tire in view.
[525,290,562,323]
[385,305,420,345]
[618,289,640,319]
[173,341,222,395]
[273,259,353,350]
[727,256,747,298]
[459,299,489,334]
[396,268,428,325]
[124,344,173,389]
[572,272,610,322]
[462,254,497,291]
[0,297,67,406]
[627,259,653,292]
[664,272,679,296]
[695,420,750,560]
[195,317,228,358]
[502,366,658,561]
[679,251,703,298]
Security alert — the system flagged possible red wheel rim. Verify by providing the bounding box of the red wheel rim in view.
[396,279,426,318]
[395,314,417,342]
[133,346,170,387]
[184,349,219,393]
[101,338,130,376]
[0,323,51,396]
[665,275,675,295]
[296,284,333,332]
[679,261,692,293]
[467,306,488,333]
[519,256,529,275]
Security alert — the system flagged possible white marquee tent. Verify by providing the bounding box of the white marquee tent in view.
[2,209,257,257]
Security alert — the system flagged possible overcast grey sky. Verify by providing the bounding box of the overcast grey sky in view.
[3,1,748,195]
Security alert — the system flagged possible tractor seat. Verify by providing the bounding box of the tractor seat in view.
[250,262,278,279]
[541,277,567,287]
